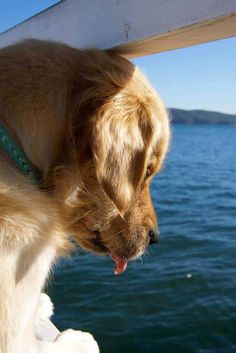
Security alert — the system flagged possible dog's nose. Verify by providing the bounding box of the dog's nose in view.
[148,227,160,245]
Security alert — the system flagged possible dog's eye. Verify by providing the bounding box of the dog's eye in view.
[146,164,152,178]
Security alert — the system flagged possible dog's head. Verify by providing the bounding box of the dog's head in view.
[54,50,170,274]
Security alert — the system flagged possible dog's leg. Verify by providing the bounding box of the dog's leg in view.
[0,241,99,353]
[0,240,57,353]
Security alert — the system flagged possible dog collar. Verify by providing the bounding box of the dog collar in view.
[0,122,42,184]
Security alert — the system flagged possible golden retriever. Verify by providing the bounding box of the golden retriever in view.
[0,39,170,353]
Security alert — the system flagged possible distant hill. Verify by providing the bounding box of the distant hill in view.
[169,108,236,125]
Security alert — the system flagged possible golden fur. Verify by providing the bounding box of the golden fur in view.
[0,39,170,352]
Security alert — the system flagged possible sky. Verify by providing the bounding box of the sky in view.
[0,0,235,114]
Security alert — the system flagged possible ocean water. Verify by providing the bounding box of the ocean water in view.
[49,124,236,353]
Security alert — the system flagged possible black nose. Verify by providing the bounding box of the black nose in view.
[148,228,160,245]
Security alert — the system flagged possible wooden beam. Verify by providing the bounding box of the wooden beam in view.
[114,13,236,58]
[0,0,236,58]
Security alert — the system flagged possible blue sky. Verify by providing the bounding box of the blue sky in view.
[0,0,235,114]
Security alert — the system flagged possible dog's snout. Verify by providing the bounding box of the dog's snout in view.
[148,227,160,245]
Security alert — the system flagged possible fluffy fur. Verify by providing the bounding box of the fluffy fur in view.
[0,39,170,353]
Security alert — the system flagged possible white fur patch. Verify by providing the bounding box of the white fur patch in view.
[35,293,60,342]
[37,293,54,320]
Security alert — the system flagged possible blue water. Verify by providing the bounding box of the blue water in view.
[49,125,236,353]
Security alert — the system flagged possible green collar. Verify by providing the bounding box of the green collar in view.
[0,122,42,184]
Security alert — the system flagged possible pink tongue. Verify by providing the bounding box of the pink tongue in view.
[111,254,128,275]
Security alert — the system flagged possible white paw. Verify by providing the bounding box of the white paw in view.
[35,293,60,342]
[37,293,54,320]
[55,329,99,353]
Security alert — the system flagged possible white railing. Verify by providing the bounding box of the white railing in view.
[0,0,236,58]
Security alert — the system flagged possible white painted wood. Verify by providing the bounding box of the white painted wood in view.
[0,0,236,57]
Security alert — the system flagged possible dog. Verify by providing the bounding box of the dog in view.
[0,39,170,353]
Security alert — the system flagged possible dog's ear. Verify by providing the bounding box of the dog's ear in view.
[91,97,155,216]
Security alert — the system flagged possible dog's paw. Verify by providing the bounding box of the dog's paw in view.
[37,293,54,320]
[35,293,60,342]
[55,329,99,353]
